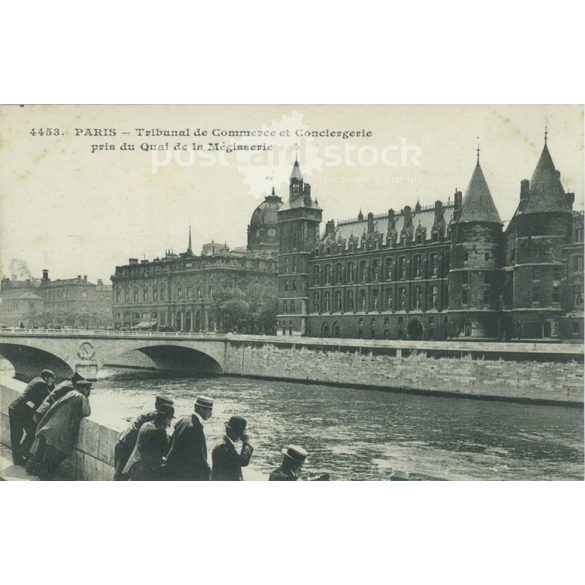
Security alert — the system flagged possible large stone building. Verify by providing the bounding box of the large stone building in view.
[111,193,283,332]
[277,140,584,342]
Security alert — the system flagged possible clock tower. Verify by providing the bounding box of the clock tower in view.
[277,159,322,335]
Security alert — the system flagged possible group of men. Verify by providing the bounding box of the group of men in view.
[8,369,93,479]
[115,394,327,481]
[8,369,333,481]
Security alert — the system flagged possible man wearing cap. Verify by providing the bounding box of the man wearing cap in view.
[34,373,90,425]
[114,395,175,481]
[123,404,175,481]
[8,369,56,465]
[27,379,91,480]
[211,416,254,481]
[163,395,213,481]
[269,445,309,481]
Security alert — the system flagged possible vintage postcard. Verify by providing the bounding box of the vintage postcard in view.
[0,104,583,481]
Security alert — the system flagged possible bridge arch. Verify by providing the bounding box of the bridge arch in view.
[105,343,223,375]
[0,342,75,381]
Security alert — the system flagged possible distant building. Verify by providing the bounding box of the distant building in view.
[37,270,113,327]
[277,140,583,342]
[0,271,113,328]
[0,289,44,327]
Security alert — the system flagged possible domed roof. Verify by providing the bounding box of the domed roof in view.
[250,189,284,228]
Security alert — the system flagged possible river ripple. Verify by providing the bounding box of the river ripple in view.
[85,369,584,481]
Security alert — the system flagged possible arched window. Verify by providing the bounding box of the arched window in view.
[385,258,393,280]
[398,257,406,279]
[414,255,422,277]
[133,287,139,302]
[143,287,149,302]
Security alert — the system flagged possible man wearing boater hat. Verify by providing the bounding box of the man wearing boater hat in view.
[269,445,330,481]
[113,394,175,481]
[163,395,213,481]
[211,416,254,481]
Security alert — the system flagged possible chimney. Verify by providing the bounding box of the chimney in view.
[403,205,412,226]
[566,192,575,210]
[84,275,87,282]
[453,190,462,221]
[520,179,530,200]
[97,279,103,286]
[77,275,82,281]
[367,212,374,234]
[434,200,443,218]
[129,258,138,265]
[42,269,49,281]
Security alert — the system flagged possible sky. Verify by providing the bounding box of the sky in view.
[0,104,582,283]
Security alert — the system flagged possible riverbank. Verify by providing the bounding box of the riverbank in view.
[223,339,584,406]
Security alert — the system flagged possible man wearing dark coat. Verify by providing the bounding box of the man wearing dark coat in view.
[211,416,254,481]
[269,445,309,481]
[269,445,331,481]
[33,373,88,425]
[122,404,174,481]
[27,383,91,480]
[8,369,55,464]
[114,395,174,481]
[162,395,213,481]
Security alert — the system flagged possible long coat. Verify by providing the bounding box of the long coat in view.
[123,422,169,481]
[34,382,75,424]
[211,437,254,481]
[114,411,157,479]
[35,390,91,456]
[162,415,210,481]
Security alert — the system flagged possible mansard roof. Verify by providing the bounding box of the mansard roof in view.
[458,162,502,224]
[523,143,570,214]
[332,201,455,242]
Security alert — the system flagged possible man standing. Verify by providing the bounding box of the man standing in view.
[27,381,92,480]
[211,416,254,481]
[122,404,175,481]
[8,369,55,464]
[163,395,213,481]
[114,395,174,481]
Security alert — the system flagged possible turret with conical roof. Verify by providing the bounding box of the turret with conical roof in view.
[502,136,576,340]
[448,153,504,339]
[458,161,502,224]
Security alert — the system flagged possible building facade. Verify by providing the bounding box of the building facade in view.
[277,141,583,342]
[111,229,279,333]
[0,271,113,328]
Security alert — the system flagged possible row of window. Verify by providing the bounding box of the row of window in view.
[311,254,445,286]
[114,285,215,304]
[308,285,444,313]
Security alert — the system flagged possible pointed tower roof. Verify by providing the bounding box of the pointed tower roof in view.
[290,160,303,181]
[523,143,570,214]
[458,161,502,224]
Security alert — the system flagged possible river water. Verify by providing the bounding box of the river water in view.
[84,368,584,481]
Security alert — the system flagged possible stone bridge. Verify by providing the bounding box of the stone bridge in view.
[0,328,230,380]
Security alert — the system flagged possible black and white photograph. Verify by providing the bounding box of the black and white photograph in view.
[0,105,582,482]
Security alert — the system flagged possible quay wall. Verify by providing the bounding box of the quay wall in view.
[0,377,115,480]
[222,338,584,405]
